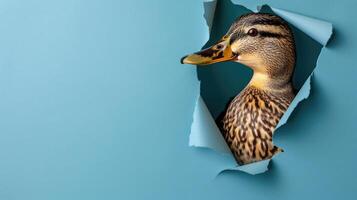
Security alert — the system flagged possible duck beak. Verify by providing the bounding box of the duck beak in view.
[181,36,237,65]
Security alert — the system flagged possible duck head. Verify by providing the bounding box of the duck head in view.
[181,13,296,88]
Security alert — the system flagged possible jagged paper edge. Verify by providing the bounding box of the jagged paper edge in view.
[189,84,231,154]
[188,0,333,175]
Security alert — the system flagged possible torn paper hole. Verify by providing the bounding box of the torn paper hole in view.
[187,0,333,175]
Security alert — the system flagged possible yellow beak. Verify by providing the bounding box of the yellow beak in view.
[181,37,237,65]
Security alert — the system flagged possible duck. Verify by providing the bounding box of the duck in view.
[181,13,296,165]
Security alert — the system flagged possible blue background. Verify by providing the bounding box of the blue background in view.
[0,0,356,199]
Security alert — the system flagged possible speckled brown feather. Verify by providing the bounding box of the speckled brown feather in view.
[221,86,294,165]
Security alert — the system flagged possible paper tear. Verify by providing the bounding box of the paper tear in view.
[188,0,333,175]
[203,0,217,32]
[221,159,271,175]
[268,7,333,46]
[276,74,312,129]
[189,94,230,154]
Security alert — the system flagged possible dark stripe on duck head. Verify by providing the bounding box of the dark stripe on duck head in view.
[238,13,286,26]
[259,31,285,38]
[229,30,284,45]
[250,18,285,26]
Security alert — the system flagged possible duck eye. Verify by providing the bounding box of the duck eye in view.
[247,28,258,37]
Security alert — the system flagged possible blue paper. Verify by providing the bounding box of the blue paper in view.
[270,7,333,46]
[189,94,230,154]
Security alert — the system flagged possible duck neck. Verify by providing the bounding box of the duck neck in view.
[248,70,293,94]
